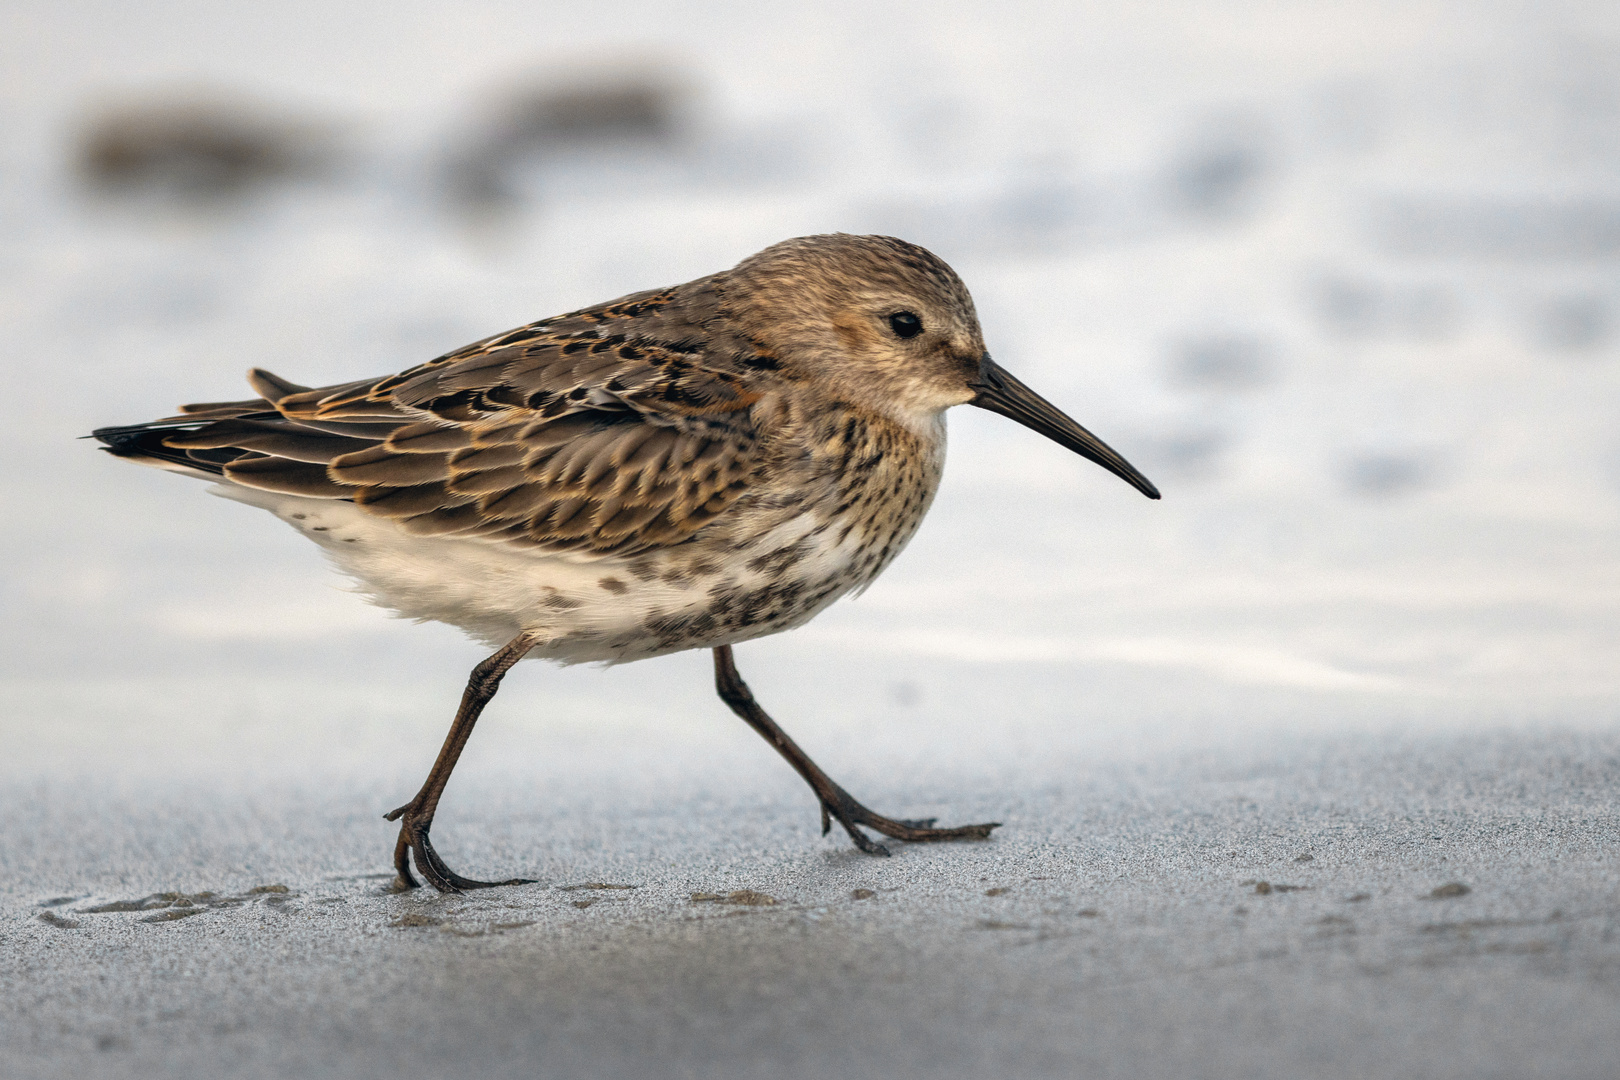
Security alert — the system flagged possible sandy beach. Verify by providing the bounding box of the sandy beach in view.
[4,714,1617,1079]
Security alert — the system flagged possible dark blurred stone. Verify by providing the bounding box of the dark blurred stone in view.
[516,82,677,142]
[446,71,689,210]
[77,92,337,201]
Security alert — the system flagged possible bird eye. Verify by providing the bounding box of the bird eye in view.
[887,311,923,339]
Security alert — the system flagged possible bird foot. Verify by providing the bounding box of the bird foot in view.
[818,790,1000,856]
[384,801,536,894]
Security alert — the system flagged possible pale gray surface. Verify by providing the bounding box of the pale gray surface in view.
[3,725,1617,1080]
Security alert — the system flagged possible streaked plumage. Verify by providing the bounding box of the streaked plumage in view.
[96,233,1158,891]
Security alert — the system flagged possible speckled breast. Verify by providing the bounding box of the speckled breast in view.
[587,410,948,661]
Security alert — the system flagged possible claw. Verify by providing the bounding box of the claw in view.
[389,809,535,894]
[821,785,1000,855]
[382,634,541,895]
[711,645,1002,861]
[392,824,420,890]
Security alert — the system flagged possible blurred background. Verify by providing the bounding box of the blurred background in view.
[2,0,1617,787]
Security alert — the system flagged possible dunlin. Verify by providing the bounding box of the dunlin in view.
[95,233,1159,892]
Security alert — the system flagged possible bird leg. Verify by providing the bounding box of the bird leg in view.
[385,633,540,892]
[712,645,1000,855]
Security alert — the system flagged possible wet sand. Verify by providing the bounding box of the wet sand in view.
[4,724,1617,1079]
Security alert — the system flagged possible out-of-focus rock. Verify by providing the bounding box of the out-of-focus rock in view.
[519,81,677,142]
[446,69,691,210]
[76,91,339,202]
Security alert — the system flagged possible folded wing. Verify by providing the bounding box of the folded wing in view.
[95,302,765,557]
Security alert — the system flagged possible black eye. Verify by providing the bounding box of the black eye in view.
[888,311,923,339]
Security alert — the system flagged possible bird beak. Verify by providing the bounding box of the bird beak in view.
[969,357,1161,500]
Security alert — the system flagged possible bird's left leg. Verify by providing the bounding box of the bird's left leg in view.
[712,645,1000,855]
[385,632,540,892]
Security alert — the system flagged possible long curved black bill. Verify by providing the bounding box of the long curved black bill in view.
[970,358,1160,499]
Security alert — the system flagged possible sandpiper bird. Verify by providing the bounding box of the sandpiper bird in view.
[94,233,1159,892]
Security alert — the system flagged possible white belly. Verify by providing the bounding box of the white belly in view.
[213,484,865,663]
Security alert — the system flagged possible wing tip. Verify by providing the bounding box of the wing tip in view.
[246,367,312,405]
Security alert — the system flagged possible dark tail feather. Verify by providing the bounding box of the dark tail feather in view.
[91,424,229,476]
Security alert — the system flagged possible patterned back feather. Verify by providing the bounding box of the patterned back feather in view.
[118,281,773,557]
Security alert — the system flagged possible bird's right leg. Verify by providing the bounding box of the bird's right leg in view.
[384,632,540,893]
[712,645,1000,855]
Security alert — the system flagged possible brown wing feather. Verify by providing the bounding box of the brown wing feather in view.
[109,290,767,556]
[334,341,762,555]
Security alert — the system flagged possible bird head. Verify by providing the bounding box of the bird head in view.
[726,233,1160,499]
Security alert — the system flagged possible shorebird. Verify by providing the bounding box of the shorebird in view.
[94,233,1159,892]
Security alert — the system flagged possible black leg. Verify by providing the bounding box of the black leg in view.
[384,633,540,892]
[712,645,1000,855]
